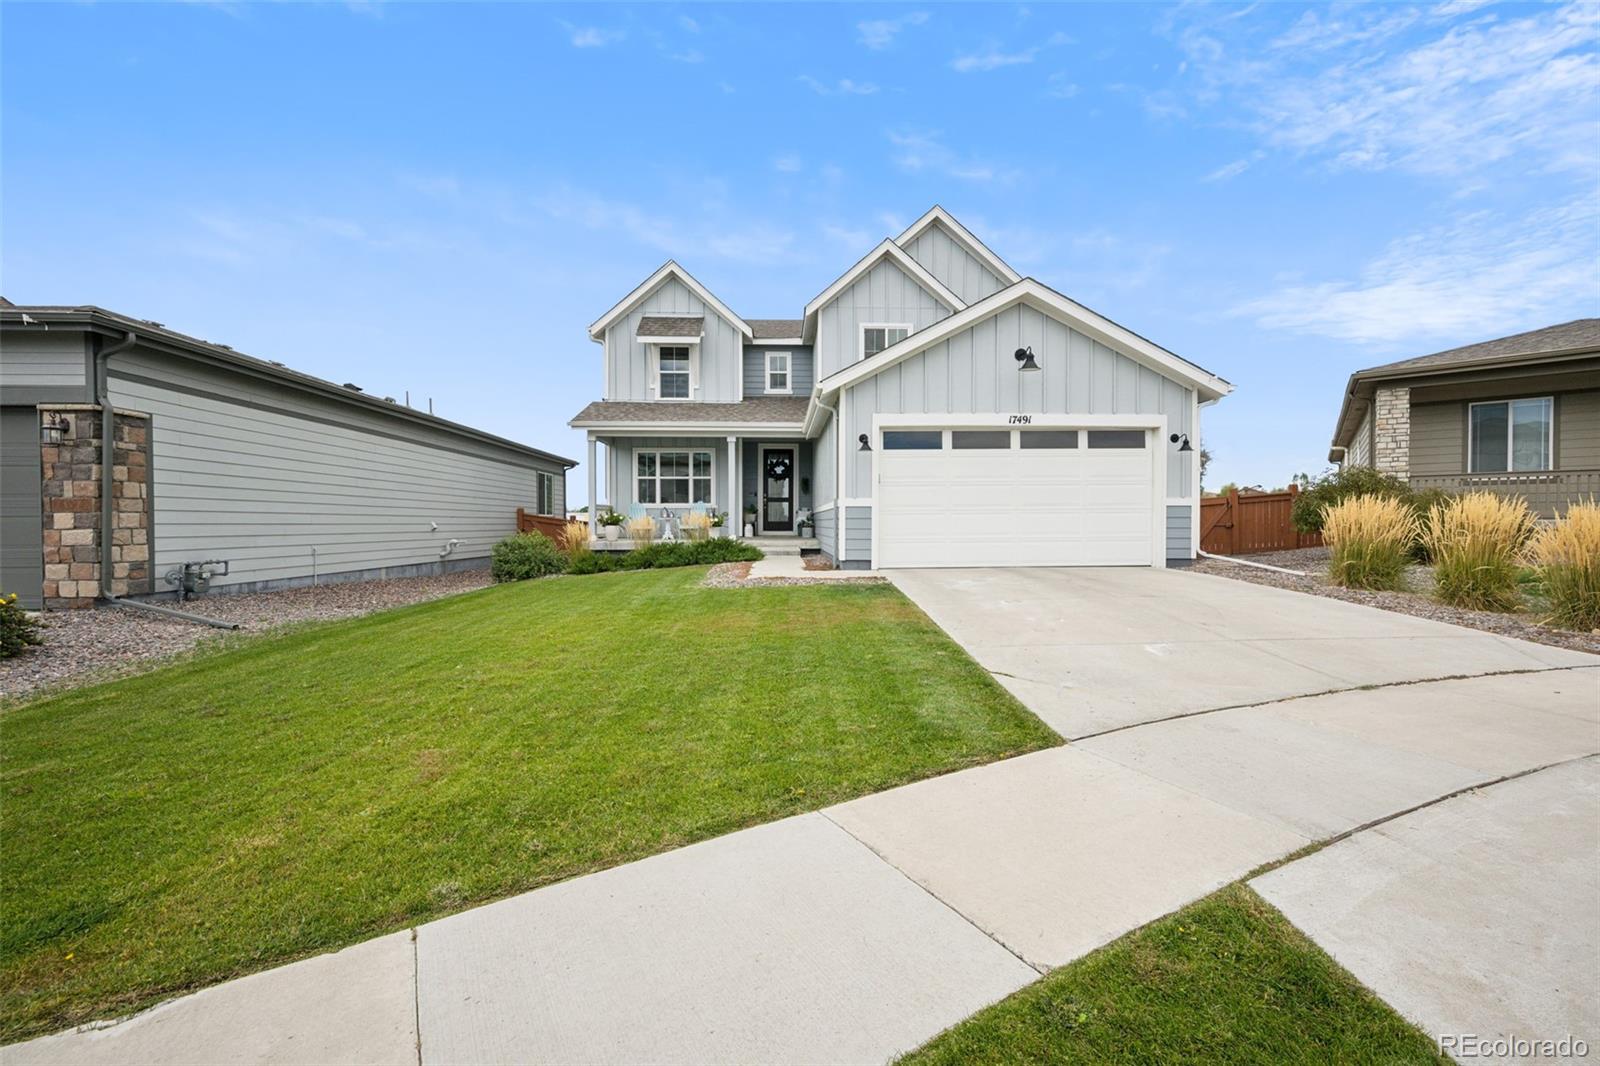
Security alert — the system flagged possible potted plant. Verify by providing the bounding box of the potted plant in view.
[710,511,727,537]
[742,503,757,539]
[600,509,624,542]
[797,510,813,538]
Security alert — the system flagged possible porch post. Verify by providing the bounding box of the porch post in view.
[726,435,738,533]
[587,434,598,539]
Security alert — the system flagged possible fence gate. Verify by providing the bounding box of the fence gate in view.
[1199,485,1323,556]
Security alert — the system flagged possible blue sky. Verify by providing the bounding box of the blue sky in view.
[4,1,1597,500]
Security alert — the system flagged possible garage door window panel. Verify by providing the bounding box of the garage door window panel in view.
[883,430,943,450]
[1087,430,1147,449]
[1020,430,1078,449]
[952,431,1011,450]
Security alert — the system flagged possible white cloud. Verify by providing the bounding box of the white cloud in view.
[560,21,623,48]
[668,49,704,64]
[798,75,879,96]
[951,31,1069,73]
[887,129,1020,184]
[823,223,872,248]
[1045,72,1079,98]
[536,190,795,264]
[1203,150,1265,182]
[678,14,700,33]
[857,11,928,50]
[772,155,802,173]
[1233,195,1600,343]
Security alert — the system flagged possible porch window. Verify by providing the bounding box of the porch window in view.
[766,351,790,393]
[658,346,690,400]
[637,449,713,505]
[537,472,556,516]
[1469,398,1552,472]
[862,324,910,360]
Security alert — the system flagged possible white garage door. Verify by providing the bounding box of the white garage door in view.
[875,427,1157,568]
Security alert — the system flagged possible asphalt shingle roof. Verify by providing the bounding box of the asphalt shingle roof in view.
[570,397,809,425]
[636,316,704,337]
[746,319,804,340]
[1357,318,1600,377]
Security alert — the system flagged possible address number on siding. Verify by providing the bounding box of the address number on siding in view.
[1008,414,1033,424]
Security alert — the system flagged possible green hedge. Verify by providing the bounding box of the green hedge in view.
[568,538,763,574]
[490,533,568,582]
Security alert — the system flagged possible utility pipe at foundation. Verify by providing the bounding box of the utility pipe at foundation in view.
[1196,548,1309,577]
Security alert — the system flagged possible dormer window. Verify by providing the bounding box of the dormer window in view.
[862,324,910,361]
[658,346,690,399]
[766,351,791,394]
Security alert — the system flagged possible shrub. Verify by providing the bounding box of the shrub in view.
[1291,466,1414,535]
[1527,501,1600,630]
[1322,495,1417,591]
[567,552,618,575]
[490,532,568,582]
[625,516,656,547]
[1423,492,1537,612]
[562,520,592,560]
[618,539,763,570]
[1,592,43,659]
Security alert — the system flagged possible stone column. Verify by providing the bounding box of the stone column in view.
[1373,386,1411,479]
[39,405,151,609]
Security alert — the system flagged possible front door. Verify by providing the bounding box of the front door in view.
[761,447,795,533]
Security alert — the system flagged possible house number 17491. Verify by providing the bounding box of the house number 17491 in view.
[1008,414,1033,424]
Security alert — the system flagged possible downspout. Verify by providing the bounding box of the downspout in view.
[95,330,238,630]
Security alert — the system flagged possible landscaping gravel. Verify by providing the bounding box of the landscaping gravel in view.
[1193,548,1600,656]
[1,569,494,704]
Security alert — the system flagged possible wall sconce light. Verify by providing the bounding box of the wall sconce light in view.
[1014,346,1041,372]
[1169,432,1193,452]
[40,411,69,445]
[858,433,872,452]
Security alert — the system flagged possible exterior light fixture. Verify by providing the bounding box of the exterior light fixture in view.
[1014,346,1040,372]
[1170,432,1193,452]
[858,433,872,451]
[40,411,68,445]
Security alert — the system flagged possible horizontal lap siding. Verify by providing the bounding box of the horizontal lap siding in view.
[107,354,563,590]
[813,506,837,559]
[1410,402,1464,477]
[901,223,1006,304]
[1165,505,1192,562]
[743,347,814,397]
[1348,407,1373,467]
[844,506,872,564]
[1559,390,1600,469]
[0,333,88,396]
[814,259,954,381]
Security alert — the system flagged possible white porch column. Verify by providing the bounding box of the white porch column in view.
[587,434,599,538]
[726,435,738,532]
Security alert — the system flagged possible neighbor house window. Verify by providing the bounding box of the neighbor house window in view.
[636,449,712,505]
[766,351,791,393]
[658,346,690,400]
[862,325,910,360]
[1469,397,1553,472]
[537,472,556,516]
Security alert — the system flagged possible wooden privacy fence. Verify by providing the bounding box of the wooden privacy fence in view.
[516,508,570,543]
[1199,484,1323,556]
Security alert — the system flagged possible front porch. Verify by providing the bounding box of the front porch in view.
[587,533,820,554]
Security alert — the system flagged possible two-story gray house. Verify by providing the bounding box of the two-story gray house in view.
[570,206,1232,569]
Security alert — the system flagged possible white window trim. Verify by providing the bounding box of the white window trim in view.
[650,342,699,403]
[860,323,912,363]
[765,350,792,394]
[1468,397,1554,473]
[632,447,716,510]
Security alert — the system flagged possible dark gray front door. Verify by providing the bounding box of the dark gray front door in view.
[762,448,794,532]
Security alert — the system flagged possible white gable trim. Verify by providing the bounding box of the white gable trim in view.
[801,239,965,332]
[896,206,1021,286]
[815,278,1233,402]
[588,260,753,342]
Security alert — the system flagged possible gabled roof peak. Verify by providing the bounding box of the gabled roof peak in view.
[802,238,965,324]
[895,206,1022,286]
[587,260,752,342]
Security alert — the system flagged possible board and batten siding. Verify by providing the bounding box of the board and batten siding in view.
[814,259,955,381]
[841,302,1196,499]
[104,350,564,591]
[1165,505,1192,564]
[900,223,1007,305]
[812,411,837,506]
[742,346,814,397]
[605,277,743,403]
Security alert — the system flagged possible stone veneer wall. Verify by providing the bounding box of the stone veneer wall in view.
[40,405,152,609]
[1373,385,1411,478]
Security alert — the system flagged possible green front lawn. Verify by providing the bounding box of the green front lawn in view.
[0,569,1057,1041]
[901,883,1445,1065]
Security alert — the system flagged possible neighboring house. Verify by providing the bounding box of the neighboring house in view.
[1,301,575,608]
[570,206,1232,569]
[1329,319,1600,516]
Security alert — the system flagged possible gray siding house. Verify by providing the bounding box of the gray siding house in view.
[1,302,574,608]
[1330,319,1600,516]
[571,206,1232,569]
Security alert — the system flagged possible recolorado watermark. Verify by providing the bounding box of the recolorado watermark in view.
[1439,1033,1589,1059]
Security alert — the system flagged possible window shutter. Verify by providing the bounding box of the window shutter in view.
[647,345,658,398]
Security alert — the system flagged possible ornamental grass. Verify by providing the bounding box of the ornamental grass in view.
[1422,491,1537,612]
[625,515,657,546]
[1321,495,1417,591]
[680,511,715,542]
[562,520,593,559]
[1526,500,1600,631]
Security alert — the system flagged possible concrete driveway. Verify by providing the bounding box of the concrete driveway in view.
[889,566,1594,738]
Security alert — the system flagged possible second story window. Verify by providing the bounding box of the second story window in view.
[862,324,910,360]
[658,346,690,399]
[766,351,790,393]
